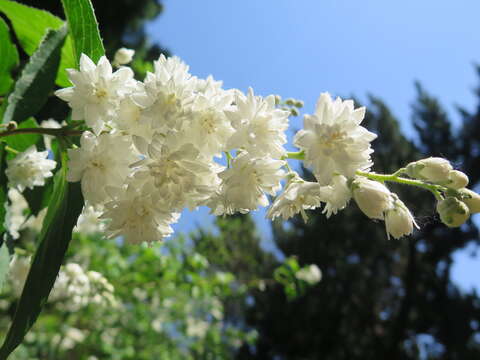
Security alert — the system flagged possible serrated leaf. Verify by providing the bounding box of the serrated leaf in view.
[0,0,75,87]
[3,26,67,125]
[0,243,9,291]
[0,18,19,95]
[61,0,105,64]
[0,149,84,359]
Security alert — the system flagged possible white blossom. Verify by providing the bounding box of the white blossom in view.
[101,185,180,244]
[227,88,289,158]
[295,264,322,285]
[6,145,56,191]
[318,174,351,218]
[210,153,285,215]
[132,55,195,132]
[9,254,31,297]
[182,89,235,156]
[55,54,135,135]
[5,189,28,239]
[113,47,135,66]
[132,142,221,210]
[267,176,322,222]
[294,93,376,185]
[67,132,137,205]
[74,206,105,235]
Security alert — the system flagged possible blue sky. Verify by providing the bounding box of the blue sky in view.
[146,0,480,291]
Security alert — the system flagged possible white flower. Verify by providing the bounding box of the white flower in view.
[132,55,195,132]
[186,318,209,338]
[182,89,235,156]
[113,47,135,66]
[55,54,135,135]
[9,254,31,297]
[384,195,418,239]
[67,132,137,205]
[5,189,28,239]
[132,142,221,210]
[210,153,285,215]
[267,176,322,222]
[6,145,56,191]
[352,177,393,220]
[295,264,322,285]
[101,185,180,244]
[74,206,105,235]
[114,97,154,149]
[294,93,377,185]
[318,175,351,218]
[227,88,289,158]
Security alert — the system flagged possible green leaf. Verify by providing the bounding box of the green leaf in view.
[0,143,8,235]
[3,26,67,125]
[3,118,41,155]
[0,18,19,95]
[0,243,10,291]
[0,0,75,87]
[23,179,53,216]
[61,0,105,64]
[0,149,84,359]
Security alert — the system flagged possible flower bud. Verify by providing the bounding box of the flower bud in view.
[352,177,393,220]
[285,98,296,106]
[295,264,322,285]
[436,197,470,227]
[385,197,417,239]
[405,157,452,182]
[113,47,135,66]
[446,170,469,189]
[457,188,480,214]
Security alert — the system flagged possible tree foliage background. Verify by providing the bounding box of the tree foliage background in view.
[1,1,479,359]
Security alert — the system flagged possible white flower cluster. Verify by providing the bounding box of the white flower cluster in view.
[55,52,480,242]
[5,145,56,192]
[8,257,116,311]
[56,53,290,243]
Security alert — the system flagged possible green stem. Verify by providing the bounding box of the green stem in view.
[284,151,305,161]
[4,146,19,155]
[356,170,444,200]
[0,127,84,139]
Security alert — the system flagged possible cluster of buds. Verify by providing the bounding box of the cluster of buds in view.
[350,157,480,238]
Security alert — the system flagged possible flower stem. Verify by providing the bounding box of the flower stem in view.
[284,151,305,160]
[356,170,444,200]
[0,127,84,138]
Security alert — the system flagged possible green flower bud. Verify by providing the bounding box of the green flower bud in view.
[436,197,470,227]
[457,188,480,214]
[285,98,295,106]
[294,100,304,108]
[405,157,452,182]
